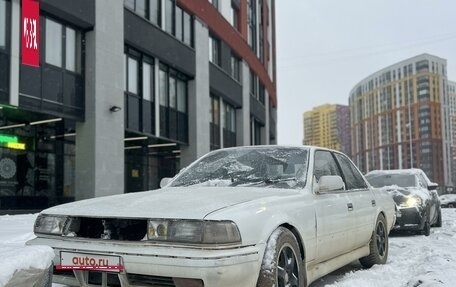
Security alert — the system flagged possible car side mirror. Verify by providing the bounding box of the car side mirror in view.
[315,175,345,193]
[160,177,172,188]
[428,183,438,191]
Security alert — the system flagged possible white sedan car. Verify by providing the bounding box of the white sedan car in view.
[27,146,396,287]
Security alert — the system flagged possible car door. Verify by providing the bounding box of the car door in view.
[334,153,376,250]
[417,173,438,224]
[313,150,354,262]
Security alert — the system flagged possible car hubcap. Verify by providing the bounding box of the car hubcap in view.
[277,246,299,287]
[376,221,386,257]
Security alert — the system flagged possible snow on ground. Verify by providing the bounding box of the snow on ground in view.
[0,210,455,287]
[0,214,54,286]
[310,208,456,287]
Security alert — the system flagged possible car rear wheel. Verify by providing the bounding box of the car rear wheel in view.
[359,214,388,268]
[432,208,442,228]
[256,227,304,287]
[449,203,455,208]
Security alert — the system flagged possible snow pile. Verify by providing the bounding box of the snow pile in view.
[0,214,54,286]
[311,209,456,287]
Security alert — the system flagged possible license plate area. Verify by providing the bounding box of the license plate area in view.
[57,251,123,272]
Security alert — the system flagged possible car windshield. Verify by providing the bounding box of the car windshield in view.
[170,147,309,189]
[366,173,416,188]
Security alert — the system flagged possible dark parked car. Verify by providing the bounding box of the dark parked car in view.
[440,194,456,208]
[366,169,441,236]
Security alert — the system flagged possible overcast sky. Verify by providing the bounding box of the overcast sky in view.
[276,0,456,145]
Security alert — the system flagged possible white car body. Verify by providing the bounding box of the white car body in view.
[27,146,396,287]
[440,194,456,208]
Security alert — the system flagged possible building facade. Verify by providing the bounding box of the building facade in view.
[0,0,277,213]
[448,81,456,185]
[303,104,351,157]
[350,54,451,187]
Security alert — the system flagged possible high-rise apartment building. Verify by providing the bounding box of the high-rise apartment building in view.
[350,54,451,186]
[303,104,351,157]
[448,81,456,184]
[0,0,277,213]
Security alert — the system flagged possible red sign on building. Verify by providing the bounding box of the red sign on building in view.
[21,0,40,67]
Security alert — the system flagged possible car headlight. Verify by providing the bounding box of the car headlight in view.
[34,214,68,235]
[147,219,241,245]
[400,196,422,208]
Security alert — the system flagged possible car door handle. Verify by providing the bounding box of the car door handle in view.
[347,203,354,211]
[372,200,376,207]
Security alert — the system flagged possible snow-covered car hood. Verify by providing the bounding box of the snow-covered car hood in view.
[380,185,430,205]
[42,187,299,219]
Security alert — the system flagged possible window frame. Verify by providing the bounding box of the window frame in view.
[44,16,82,74]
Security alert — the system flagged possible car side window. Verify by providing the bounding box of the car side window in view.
[313,151,342,182]
[334,153,368,190]
[417,174,428,188]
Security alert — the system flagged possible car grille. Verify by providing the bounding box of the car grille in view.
[64,217,147,241]
[54,268,176,287]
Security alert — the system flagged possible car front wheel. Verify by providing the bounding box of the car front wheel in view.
[359,214,388,268]
[256,227,304,287]
[422,220,431,236]
[432,208,442,228]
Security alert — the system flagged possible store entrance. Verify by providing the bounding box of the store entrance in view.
[0,110,76,213]
[124,140,180,193]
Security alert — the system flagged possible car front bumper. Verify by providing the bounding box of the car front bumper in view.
[27,236,263,287]
[394,206,425,230]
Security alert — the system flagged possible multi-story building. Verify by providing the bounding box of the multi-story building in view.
[0,0,277,213]
[448,81,456,184]
[303,104,351,157]
[350,54,451,186]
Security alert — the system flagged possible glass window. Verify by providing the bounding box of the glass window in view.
[65,27,76,72]
[177,79,186,113]
[169,75,177,109]
[334,153,368,190]
[313,151,342,182]
[247,0,257,52]
[150,0,160,25]
[127,57,138,94]
[175,6,183,41]
[142,62,153,101]
[231,4,239,30]
[124,54,127,91]
[224,103,236,132]
[183,11,192,46]
[250,70,257,96]
[209,36,220,65]
[159,67,168,107]
[164,0,174,34]
[212,96,220,125]
[45,18,62,67]
[136,0,146,17]
[231,54,241,81]
[125,0,135,10]
[0,0,5,49]
[209,0,218,10]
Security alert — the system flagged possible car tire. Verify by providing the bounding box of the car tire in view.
[432,208,442,228]
[422,221,431,236]
[449,203,455,208]
[256,227,304,287]
[359,214,388,268]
